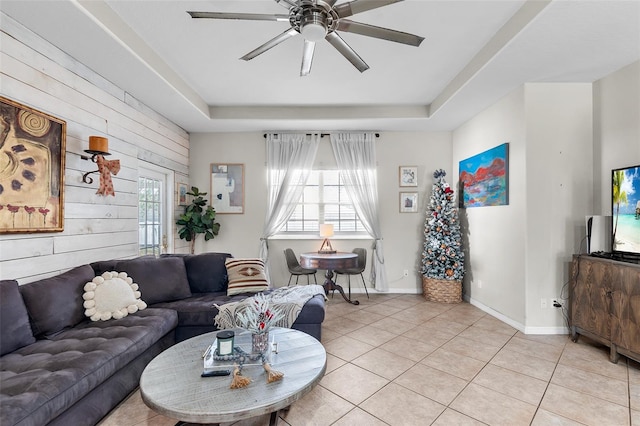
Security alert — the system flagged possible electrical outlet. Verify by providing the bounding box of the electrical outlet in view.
[403,269,409,277]
[541,298,547,309]
[477,280,482,289]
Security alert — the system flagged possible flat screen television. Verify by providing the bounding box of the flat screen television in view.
[612,164,640,262]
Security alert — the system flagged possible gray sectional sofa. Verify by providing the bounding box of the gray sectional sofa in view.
[0,252,325,426]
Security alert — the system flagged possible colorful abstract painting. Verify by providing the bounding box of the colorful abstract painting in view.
[459,143,509,208]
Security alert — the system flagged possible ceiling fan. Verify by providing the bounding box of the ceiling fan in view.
[188,0,424,76]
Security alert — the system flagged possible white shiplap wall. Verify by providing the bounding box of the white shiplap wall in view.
[0,14,190,283]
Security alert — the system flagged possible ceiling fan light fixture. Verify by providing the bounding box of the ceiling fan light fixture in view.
[300,11,327,42]
[301,22,326,41]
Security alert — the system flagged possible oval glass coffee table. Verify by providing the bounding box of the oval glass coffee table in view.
[140,327,326,425]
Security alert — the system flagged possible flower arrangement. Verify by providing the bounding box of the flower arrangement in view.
[235,293,284,335]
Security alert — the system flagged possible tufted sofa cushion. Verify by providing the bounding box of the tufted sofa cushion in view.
[152,292,250,328]
[19,265,96,338]
[152,291,326,329]
[0,308,177,426]
[152,290,326,342]
[115,256,191,305]
[89,259,119,276]
[0,280,35,356]
[162,252,233,293]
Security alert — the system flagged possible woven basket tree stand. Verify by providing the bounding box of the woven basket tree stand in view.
[422,277,461,304]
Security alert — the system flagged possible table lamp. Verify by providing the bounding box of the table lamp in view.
[318,224,336,254]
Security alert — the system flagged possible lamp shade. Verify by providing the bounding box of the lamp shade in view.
[320,224,334,238]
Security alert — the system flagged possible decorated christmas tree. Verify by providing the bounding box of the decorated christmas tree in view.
[421,169,464,302]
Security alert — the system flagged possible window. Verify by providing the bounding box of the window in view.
[279,170,366,235]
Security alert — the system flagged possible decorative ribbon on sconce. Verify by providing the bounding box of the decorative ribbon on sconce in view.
[96,155,120,196]
[81,136,119,196]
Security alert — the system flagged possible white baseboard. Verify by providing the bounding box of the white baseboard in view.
[341,287,421,294]
[465,295,569,335]
[465,295,525,333]
[523,325,570,335]
[341,289,569,334]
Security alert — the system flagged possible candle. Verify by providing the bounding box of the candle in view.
[216,330,234,356]
[89,136,108,153]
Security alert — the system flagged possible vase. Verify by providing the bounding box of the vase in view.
[251,331,269,354]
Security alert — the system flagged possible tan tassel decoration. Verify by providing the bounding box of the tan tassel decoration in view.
[263,362,284,383]
[230,365,251,389]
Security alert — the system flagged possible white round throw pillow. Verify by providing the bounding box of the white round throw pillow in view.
[83,271,147,321]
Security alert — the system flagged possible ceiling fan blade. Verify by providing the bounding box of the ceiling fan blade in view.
[300,40,316,76]
[325,32,369,73]
[241,28,298,61]
[337,20,424,46]
[187,11,289,22]
[274,0,298,9]
[323,0,340,7]
[334,0,403,18]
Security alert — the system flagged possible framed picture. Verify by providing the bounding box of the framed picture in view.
[459,143,509,208]
[177,182,188,206]
[211,163,244,214]
[399,166,418,187]
[0,97,66,233]
[400,192,418,213]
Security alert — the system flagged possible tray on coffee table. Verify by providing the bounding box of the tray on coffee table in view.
[203,328,274,372]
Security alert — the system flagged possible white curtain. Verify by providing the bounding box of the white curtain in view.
[330,133,388,291]
[260,133,319,278]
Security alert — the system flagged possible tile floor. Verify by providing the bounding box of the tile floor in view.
[100,293,640,426]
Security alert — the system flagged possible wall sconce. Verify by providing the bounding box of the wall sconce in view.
[81,136,110,184]
[81,136,120,196]
[318,224,336,254]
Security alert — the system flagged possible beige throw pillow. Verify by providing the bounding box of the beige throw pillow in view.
[225,258,269,296]
[83,271,147,321]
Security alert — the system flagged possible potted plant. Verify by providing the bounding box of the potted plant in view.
[176,186,221,254]
[420,169,465,303]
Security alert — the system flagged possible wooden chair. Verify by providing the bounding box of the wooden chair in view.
[284,248,317,286]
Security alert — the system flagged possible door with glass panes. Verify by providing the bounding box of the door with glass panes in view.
[138,167,168,256]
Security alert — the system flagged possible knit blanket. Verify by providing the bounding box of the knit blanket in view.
[214,285,326,330]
